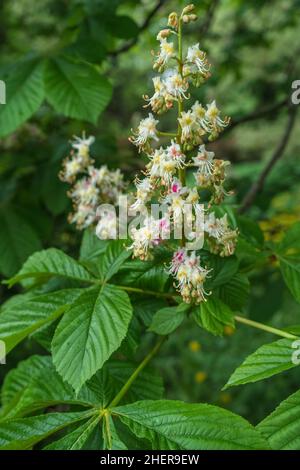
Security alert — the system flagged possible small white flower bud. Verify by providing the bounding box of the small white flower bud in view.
[157,29,171,40]
[182,4,195,15]
[168,12,178,29]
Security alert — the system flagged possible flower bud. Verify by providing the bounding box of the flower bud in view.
[182,14,198,24]
[182,4,195,15]
[168,12,178,29]
[189,14,198,22]
[157,29,171,40]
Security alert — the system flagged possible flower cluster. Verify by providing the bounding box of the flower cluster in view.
[60,133,125,230]
[129,4,238,303]
[168,249,211,304]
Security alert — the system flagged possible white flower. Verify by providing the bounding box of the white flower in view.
[163,70,189,100]
[166,140,186,167]
[62,156,83,182]
[71,133,95,159]
[69,203,96,229]
[203,100,230,135]
[178,110,196,141]
[186,43,210,76]
[156,38,175,67]
[129,216,170,260]
[147,147,166,179]
[192,144,215,176]
[164,181,187,218]
[191,101,206,122]
[95,210,117,240]
[204,212,238,256]
[131,177,153,211]
[70,178,99,206]
[130,113,159,149]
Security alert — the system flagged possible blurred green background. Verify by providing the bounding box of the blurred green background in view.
[0,0,299,425]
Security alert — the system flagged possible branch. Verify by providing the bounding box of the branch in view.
[239,104,297,214]
[223,97,289,136]
[109,0,166,57]
[199,0,220,38]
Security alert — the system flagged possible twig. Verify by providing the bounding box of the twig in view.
[109,0,165,57]
[199,0,220,38]
[223,97,289,136]
[239,104,297,214]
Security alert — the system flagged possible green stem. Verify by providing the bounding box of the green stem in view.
[157,131,177,138]
[109,336,167,408]
[115,284,177,299]
[235,315,298,340]
[177,18,186,244]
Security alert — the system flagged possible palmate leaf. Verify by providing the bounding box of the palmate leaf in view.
[257,389,300,450]
[0,207,42,277]
[7,248,96,287]
[0,411,95,450]
[113,400,269,450]
[0,57,45,138]
[224,338,299,389]
[52,285,133,392]
[44,56,112,124]
[0,354,163,422]
[0,289,82,353]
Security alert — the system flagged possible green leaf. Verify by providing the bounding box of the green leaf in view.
[0,355,94,420]
[118,252,169,291]
[107,361,164,404]
[224,338,299,389]
[45,415,100,450]
[44,57,112,124]
[107,15,139,39]
[80,228,108,262]
[0,411,94,450]
[257,389,300,450]
[216,273,250,310]
[207,256,238,289]
[275,223,300,303]
[0,207,42,277]
[149,303,188,335]
[134,298,167,327]
[0,57,44,138]
[7,248,96,287]
[193,297,235,336]
[52,285,133,392]
[113,400,269,450]
[0,289,82,353]
[279,256,300,303]
[102,415,127,450]
[98,240,132,281]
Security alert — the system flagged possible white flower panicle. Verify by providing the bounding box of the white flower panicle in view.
[60,133,126,230]
[128,4,237,303]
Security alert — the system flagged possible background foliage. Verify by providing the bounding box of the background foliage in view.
[0,0,300,449]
